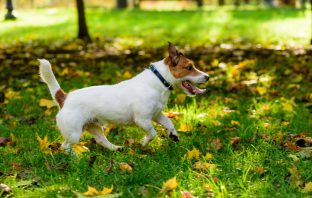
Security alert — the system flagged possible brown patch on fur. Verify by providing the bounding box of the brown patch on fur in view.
[165,56,202,79]
[55,89,67,108]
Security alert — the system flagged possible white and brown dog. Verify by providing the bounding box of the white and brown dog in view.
[39,43,209,151]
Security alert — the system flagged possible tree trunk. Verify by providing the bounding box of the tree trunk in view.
[218,0,225,6]
[196,0,203,7]
[117,0,128,9]
[310,0,312,44]
[5,0,16,20]
[133,0,140,8]
[76,0,91,41]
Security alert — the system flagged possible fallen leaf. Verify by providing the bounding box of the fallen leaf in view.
[181,191,194,198]
[164,111,180,119]
[161,177,178,192]
[0,137,11,147]
[212,120,222,126]
[255,166,264,175]
[288,164,303,187]
[178,124,193,133]
[204,152,213,160]
[288,154,299,162]
[187,148,200,160]
[230,137,241,146]
[83,186,113,196]
[39,98,57,109]
[193,161,217,171]
[83,186,99,196]
[72,142,89,155]
[297,150,312,159]
[284,141,300,151]
[36,135,51,154]
[119,163,133,173]
[303,182,312,193]
[211,138,223,151]
[231,120,240,126]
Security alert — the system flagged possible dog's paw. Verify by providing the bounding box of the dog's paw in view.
[169,133,180,142]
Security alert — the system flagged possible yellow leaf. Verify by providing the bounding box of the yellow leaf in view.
[193,161,217,171]
[164,111,180,119]
[4,89,21,103]
[187,148,200,160]
[231,120,240,126]
[83,186,99,196]
[123,71,132,79]
[36,135,51,154]
[162,177,178,192]
[72,143,89,155]
[212,120,221,126]
[256,86,267,95]
[120,163,133,173]
[39,99,56,109]
[204,152,213,160]
[303,182,312,193]
[178,124,192,132]
[282,102,293,112]
[99,186,113,195]
[282,121,289,126]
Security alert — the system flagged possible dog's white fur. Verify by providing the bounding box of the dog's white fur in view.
[39,57,208,151]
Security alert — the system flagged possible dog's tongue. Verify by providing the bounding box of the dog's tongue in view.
[182,81,206,95]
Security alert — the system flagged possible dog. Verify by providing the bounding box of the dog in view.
[38,42,209,151]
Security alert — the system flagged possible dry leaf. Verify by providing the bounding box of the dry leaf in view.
[39,98,56,109]
[193,161,216,171]
[83,186,113,196]
[288,164,303,187]
[0,183,11,194]
[255,166,264,175]
[230,137,241,146]
[187,148,200,160]
[72,142,89,155]
[231,120,240,126]
[211,138,223,151]
[161,177,178,192]
[164,111,180,119]
[288,154,299,162]
[204,152,213,160]
[178,124,193,132]
[120,163,133,173]
[181,191,195,198]
[212,120,222,126]
[37,135,51,154]
[303,182,312,193]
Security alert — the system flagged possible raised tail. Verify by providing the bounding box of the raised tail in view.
[38,59,67,108]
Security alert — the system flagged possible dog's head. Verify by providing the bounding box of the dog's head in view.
[165,42,209,96]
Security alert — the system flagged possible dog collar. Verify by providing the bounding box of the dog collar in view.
[149,64,173,91]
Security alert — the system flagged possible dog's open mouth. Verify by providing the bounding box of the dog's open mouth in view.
[182,81,206,95]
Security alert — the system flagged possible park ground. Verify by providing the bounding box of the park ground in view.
[0,7,312,197]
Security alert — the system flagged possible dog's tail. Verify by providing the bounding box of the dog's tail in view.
[38,59,66,108]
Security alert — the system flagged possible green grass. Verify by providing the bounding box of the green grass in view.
[0,7,310,47]
[0,45,312,197]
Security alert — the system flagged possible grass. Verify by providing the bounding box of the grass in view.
[0,7,310,47]
[0,43,312,197]
[0,6,312,197]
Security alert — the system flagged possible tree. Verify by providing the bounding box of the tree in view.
[310,0,312,44]
[76,0,91,41]
[5,0,16,20]
[218,0,225,6]
[196,0,203,7]
[117,0,128,9]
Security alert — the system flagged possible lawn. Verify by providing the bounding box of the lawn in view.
[0,7,312,198]
[0,7,310,47]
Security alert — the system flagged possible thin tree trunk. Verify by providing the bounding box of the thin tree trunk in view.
[196,0,203,7]
[218,0,225,6]
[76,0,91,41]
[310,0,312,44]
[117,0,128,9]
[5,0,16,20]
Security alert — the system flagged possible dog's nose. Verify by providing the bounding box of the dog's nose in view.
[204,75,210,82]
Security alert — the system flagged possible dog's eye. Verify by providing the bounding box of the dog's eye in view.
[186,65,193,71]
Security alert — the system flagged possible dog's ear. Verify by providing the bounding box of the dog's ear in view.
[168,42,181,66]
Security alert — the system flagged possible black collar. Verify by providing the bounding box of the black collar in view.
[149,64,173,91]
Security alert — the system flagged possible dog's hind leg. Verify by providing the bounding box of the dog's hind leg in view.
[85,123,123,151]
[135,118,157,147]
[155,113,179,142]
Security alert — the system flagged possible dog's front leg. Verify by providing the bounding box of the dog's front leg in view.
[155,113,179,142]
[135,118,157,147]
